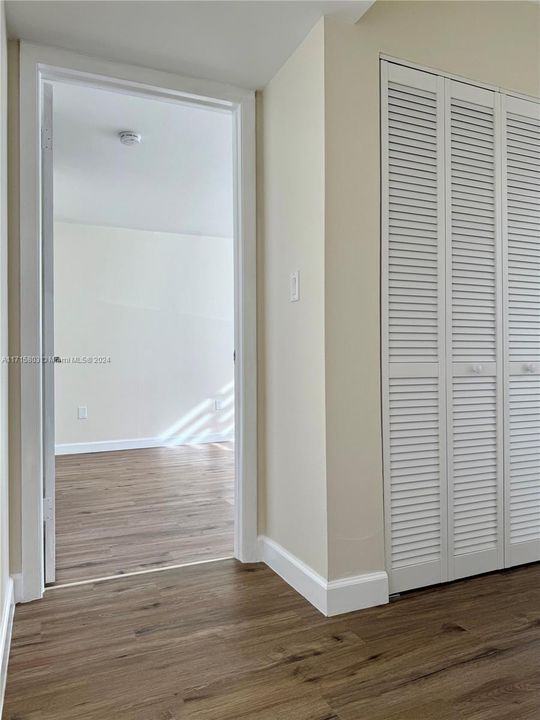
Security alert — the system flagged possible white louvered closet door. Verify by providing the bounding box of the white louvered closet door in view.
[503,95,540,567]
[382,63,447,593]
[445,80,504,579]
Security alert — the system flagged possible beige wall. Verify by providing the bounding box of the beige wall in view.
[54,222,234,446]
[323,0,540,580]
[259,19,328,576]
[0,0,10,611]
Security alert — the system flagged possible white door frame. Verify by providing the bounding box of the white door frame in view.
[18,42,258,603]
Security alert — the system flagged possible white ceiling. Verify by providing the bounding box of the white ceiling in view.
[53,81,234,237]
[6,1,374,90]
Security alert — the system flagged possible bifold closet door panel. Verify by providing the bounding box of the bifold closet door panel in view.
[382,62,447,593]
[445,80,504,580]
[503,95,540,567]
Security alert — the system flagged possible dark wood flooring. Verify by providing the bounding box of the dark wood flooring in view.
[54,444,234,584]
[4,559,540,719]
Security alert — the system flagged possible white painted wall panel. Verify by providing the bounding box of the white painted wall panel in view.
[54,222,234,448]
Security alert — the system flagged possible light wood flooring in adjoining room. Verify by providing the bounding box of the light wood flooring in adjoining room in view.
[53,443,234,584]
[4,560,540,720]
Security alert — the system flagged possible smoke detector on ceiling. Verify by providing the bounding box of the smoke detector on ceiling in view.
[118,130,142,146]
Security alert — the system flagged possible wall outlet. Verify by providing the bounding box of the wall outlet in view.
[78,405,88,420]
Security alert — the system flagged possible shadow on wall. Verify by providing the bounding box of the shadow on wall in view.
[159,381,234,446]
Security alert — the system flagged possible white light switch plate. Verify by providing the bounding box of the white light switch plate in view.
[78,405,88,420]
[290,271,300,302]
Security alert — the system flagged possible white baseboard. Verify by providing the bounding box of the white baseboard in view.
[326,570,389,616]
[259,536,388,617]
[55,433,234,455]
[0,577,15,718]
[259,536,328,613]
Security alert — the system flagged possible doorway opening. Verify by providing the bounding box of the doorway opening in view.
[18,44,257,603]
[47,80,236,586]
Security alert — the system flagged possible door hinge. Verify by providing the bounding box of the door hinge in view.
[41,127,52,151]
[43,496,54,523]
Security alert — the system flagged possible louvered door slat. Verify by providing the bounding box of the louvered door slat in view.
[503,95,540,567]
[446,80,504,580]
[382,63,447,593]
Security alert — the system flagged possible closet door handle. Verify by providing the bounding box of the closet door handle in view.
[472,363,483,375]
[524,362,536,374]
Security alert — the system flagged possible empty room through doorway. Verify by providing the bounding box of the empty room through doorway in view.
[51,81,236,585]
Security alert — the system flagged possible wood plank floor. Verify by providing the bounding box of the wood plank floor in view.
[4,560,540,719]
[54,444,234,584]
